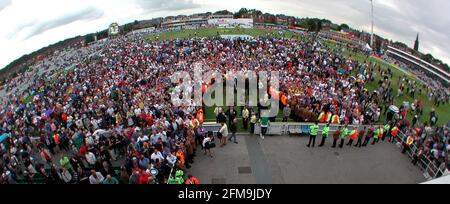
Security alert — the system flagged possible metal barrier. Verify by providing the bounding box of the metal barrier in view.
[202,122,222,136]
[254,122,373,135]
[205,121,447,180]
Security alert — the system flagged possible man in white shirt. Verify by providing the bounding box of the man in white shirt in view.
[137,132,149,143]
[150,149,164,163]
[85,151,97,166]
[219,122,228,147]
[166,152,177,167]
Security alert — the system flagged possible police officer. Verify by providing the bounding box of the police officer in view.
[372,125,383,145]
[318,123,330,147]
[307,121,319,147]
[339,125,349,148]
[382,123,391,141]
[346,127,358,146]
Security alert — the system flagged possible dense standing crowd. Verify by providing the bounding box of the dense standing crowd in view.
[0,26,448,184]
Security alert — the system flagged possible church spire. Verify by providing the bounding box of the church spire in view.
[414,33,419,51]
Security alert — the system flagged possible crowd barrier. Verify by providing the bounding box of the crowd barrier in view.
[394,131,448,180]
[204,121,448,180]
[253,122,372,135]
[202,122,222,135]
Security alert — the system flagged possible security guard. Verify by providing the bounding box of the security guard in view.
[168,170,185,184]
[331,113,340,124]
[339,125,349,148]
[389,125,399,143]
[346,127,358,146]
[318,111,327,123]
[382,123,391,141]
[372,125,383,145]
[318,123,330,147]
[307,121,319,147]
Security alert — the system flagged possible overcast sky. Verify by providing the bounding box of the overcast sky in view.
[0,0,449,69]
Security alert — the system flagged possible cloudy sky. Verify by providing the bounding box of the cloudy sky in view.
[0,0,449,69]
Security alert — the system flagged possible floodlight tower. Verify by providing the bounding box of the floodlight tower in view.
[370,0,374,48]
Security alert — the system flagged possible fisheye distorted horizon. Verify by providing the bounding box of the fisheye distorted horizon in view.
[0,0,449,70]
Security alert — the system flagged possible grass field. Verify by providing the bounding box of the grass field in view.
[146,27,448,127]
[322,41,449,126]
[147,27,303,41]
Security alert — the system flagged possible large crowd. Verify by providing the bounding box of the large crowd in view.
[0,26,448,184]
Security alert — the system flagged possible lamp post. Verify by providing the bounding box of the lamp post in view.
[370,0,374,48]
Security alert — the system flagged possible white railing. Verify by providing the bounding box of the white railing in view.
[394,131,447,180]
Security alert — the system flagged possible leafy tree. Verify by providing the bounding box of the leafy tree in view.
[393,41,408,49]
[85,34,95,44]
[317,21,323,31]
[338,23,349,30]
[443,64,449,71]
[422,53,434,63]
[214,10,232,15]
[234,8,248,18]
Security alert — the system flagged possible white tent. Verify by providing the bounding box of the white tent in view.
[364,43,373,51]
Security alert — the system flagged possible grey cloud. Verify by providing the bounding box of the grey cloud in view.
[0,0,11,11]
[135,0,199,11]
[23,7,104,40]
[372,0,450,62]
[275,0,450,63]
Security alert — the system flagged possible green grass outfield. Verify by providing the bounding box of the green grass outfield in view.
[322,41,449,126]
[146,27,448,127]
[147,27,304,41]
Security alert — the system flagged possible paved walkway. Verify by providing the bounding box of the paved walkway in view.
[187,134,425,184]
